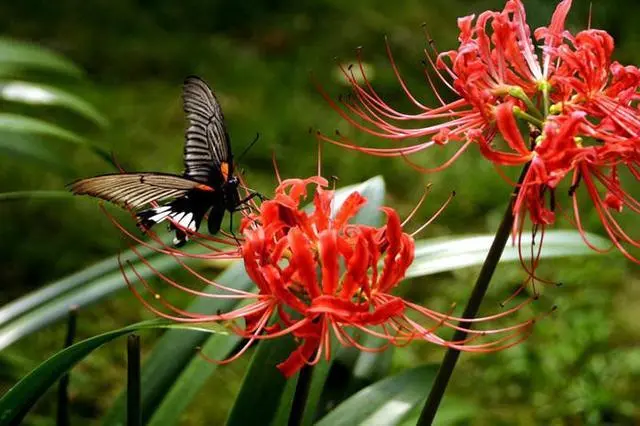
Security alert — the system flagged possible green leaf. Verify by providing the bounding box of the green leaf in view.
[0,247,165,351]
[0,231,216,351]
[407,230,609,278]
[338,175,385,227]
[0,37,83,77]
[270,374,300,426]
[299,360,333,426]
[0,131,70,170]
[397,398,476,426]
[319,333,394,422]
[315,364,439,426]
[0,190,74,202]
[346,335,394,397]
[0,113,112,165]
[225,337,297,426]
[0,247,149,327]
[0,113,83,143]
[146,333,241,426]
[0,229,605,352]
[102,261,254,426]
[0,320,227,426]
[0,81,108,126]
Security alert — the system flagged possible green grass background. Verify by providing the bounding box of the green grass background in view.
[0,0,639,424]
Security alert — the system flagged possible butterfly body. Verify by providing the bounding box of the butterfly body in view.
[70,76,245,246]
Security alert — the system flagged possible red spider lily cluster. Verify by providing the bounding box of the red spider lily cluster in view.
[116,173,536,377]
[319,0,639,264]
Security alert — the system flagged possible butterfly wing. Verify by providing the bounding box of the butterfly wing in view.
[68,172,208,210]
[182,76,233,187]
[138,192,218,246]
[70,172,217,245]
[70,76,236,246]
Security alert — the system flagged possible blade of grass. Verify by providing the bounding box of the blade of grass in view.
[0,190,74,201]
[0,81,108,126]
[315,365,439,426]
[0,37,83,77]
[407,230,609,278]
[270,374,299,426]
[298,358,333,426]
[0,251,170,351]
[101,261,253,426]
[224,337,297,426]
[0,132,70,170]
[0,113,112,164]
[146,333,241,426]
[288,365,314,426]
[0,320,227,426]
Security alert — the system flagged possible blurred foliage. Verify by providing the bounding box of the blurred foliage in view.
[0,0,638,425]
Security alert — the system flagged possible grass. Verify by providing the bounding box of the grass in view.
[1,0,639,424]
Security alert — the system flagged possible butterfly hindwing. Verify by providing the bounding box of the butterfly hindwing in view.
[137,190,219,246]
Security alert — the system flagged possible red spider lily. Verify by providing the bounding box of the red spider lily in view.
[235,175,541,376]
[317,0,572,172]
[115,172,539,377]
[481,101,640,264]
[320,0,640,263]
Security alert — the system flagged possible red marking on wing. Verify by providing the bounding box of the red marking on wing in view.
[195,184,215,192]
[220,162,229,180]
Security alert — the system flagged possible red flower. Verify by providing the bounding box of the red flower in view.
[317,0,572,172]
[321,0,640,264]
[117,174,537,377]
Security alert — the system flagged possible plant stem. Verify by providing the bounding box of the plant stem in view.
[288,365,314,426]
[417,163,530,426]
[56,308,77,426]
[127,334,142,426]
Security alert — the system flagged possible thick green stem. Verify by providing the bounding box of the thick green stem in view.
[540,81,551,118]
[513,107,543,129]
[288,365,314,426]
[127,334,142,426]
[508,87,543,120]
[56,309,77,426]
[416,163,530,426]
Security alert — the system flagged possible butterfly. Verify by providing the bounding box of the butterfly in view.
[69,76,254,246]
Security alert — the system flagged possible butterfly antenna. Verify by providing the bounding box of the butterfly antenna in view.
[237,132,261,163]
[111,151,127,173]
[317,136,323,177]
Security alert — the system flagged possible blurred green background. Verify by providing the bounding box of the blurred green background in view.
[0,0,639,424]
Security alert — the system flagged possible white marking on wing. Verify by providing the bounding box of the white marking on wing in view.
[179,213,193,228]
[149,211,171,222]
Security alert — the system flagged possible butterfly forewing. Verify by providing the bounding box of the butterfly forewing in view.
[182,76,232,186]
[69,173,203,210]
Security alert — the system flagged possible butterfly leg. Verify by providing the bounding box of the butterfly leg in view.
[238,191,268,206]
[228,211,240,244]
[233,191,267,215]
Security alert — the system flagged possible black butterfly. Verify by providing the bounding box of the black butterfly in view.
[69,76,253,246]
